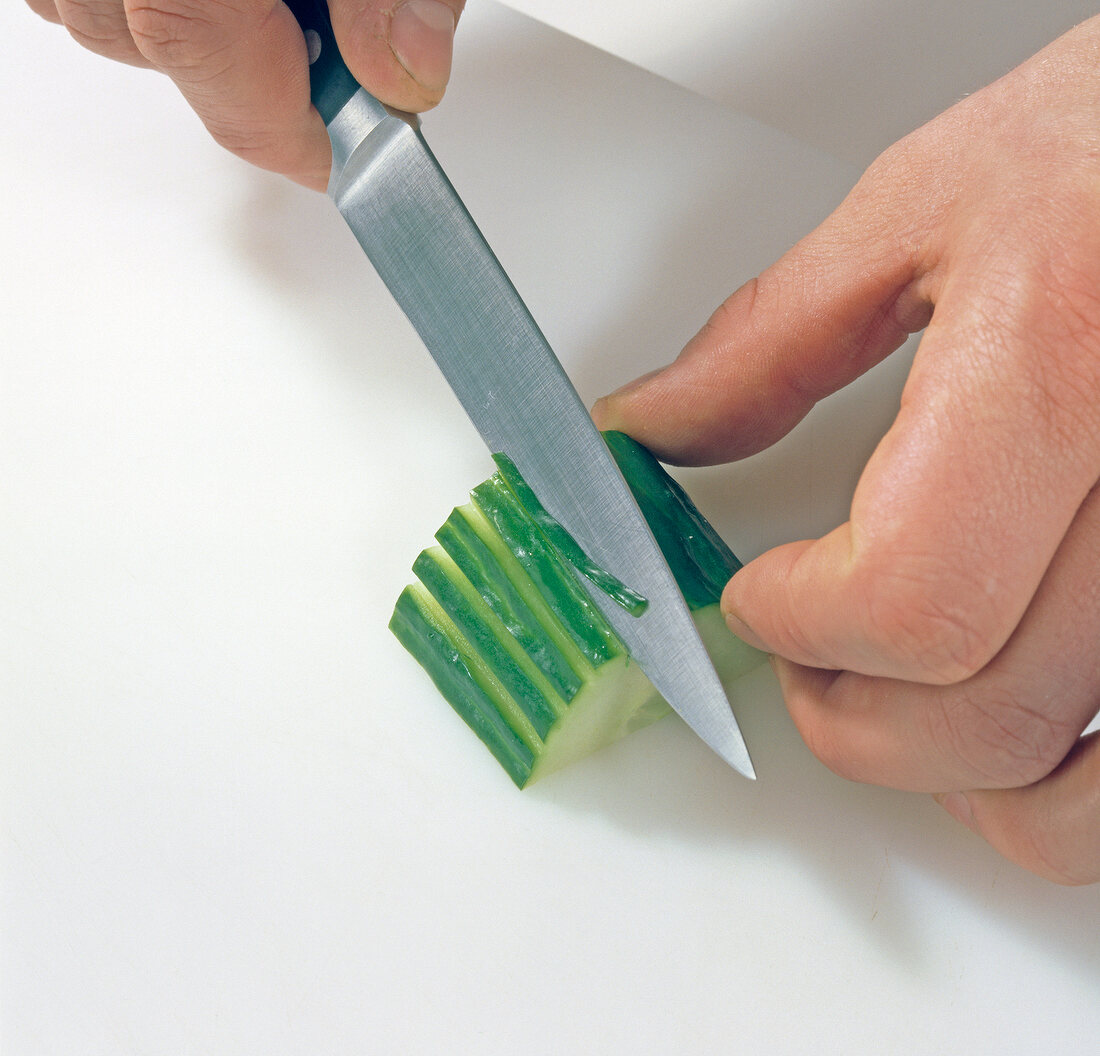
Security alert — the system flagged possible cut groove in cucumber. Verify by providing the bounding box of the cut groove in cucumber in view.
[390,431,765,787]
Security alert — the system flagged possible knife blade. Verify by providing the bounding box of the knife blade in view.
[286,0,755,779]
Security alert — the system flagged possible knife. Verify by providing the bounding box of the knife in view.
[285,0,755,779]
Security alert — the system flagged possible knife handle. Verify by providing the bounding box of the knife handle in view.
[285,0,361,125]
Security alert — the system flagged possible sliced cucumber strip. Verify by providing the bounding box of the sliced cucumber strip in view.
[390,431,764,787]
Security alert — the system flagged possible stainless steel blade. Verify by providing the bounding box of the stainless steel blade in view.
[327,90,754,778]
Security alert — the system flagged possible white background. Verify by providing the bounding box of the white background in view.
[4,2,1099,1053]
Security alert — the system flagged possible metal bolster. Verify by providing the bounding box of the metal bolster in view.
[326,89,422,200]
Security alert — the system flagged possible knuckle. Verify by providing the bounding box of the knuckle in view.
[28,0,65,26]
[699,278,760,353]
[934,690,1076,788]
[861,566,1005,684]
[200,114,267,157]
[200,119,299,176]
[55,0,134,54]
[124,0,230,73]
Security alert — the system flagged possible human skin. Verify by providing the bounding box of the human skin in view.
[593,16,1100,885]
[26,0,466,188]
[30,0,1100,883]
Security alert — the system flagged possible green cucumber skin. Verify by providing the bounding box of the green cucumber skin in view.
[435,507,583,702]
[412,548,561,740]
[602,430,741,609]
[391,431,760,788]
[471,475,624,667]
[491,451,649,617]
[390,587,536,787]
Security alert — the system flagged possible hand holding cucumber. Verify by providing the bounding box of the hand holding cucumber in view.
[26,0,464,188]
[595,16,1100,885]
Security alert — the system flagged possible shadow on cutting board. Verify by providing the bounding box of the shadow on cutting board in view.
[530,660,1100,980]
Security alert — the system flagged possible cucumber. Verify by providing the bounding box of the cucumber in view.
[389,431,764,787]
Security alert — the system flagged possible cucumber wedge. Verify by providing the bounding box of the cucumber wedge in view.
[389,431,764,787]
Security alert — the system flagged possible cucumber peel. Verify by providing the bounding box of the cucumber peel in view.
[389,431,765,787]
[490,451,649,616]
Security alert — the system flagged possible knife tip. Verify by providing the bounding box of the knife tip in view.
[712,722,757,781]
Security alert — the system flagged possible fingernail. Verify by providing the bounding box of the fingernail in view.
[389,0,456,93]
[935,791,977,833]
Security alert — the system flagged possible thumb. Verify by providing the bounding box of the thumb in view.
[331,0,465,113]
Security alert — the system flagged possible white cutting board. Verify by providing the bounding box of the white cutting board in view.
[3,3,1097,1053]
[503,0,1099,167]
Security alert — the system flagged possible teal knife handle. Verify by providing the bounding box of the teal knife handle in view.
[285,0,361,125]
